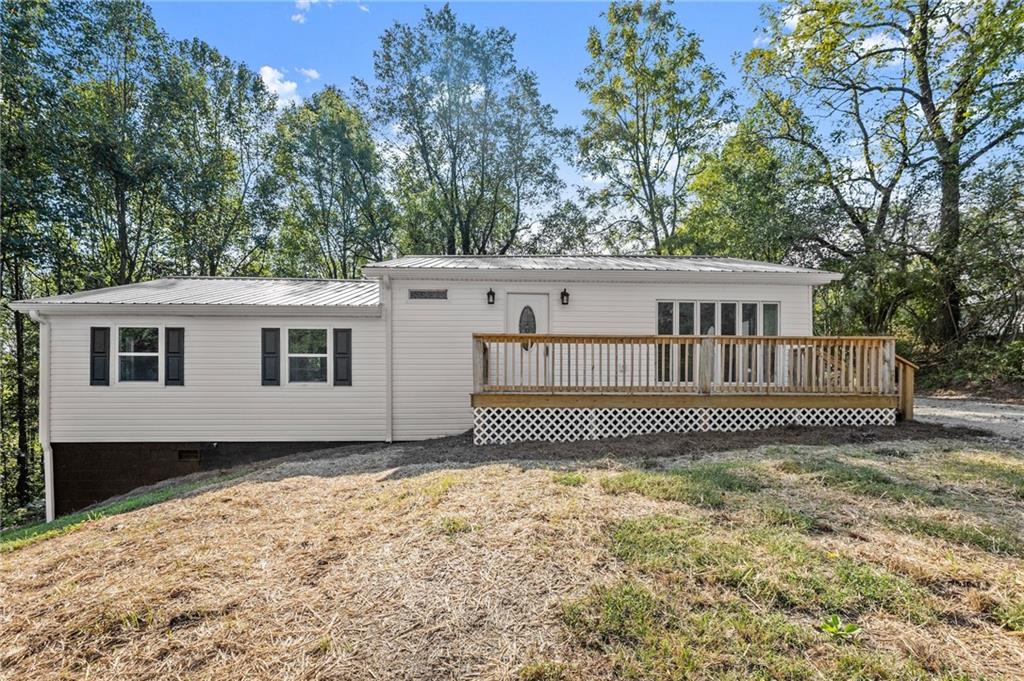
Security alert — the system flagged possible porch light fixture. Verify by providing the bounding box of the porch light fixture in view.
[560,288,570,305]
[486,288,495,305]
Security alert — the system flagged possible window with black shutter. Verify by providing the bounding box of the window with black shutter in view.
[261,328,281,386]
[333,328,352,386]
[165,327,184,386]
[90,327,110,386]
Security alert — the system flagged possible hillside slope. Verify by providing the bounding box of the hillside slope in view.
[3,426,1024,680]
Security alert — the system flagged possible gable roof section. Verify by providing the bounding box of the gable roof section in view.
[10,277,381,316]
[363,255,841,284]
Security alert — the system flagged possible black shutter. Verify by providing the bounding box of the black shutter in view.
[90,327,110,386]
[334,329,352,386]
[165,327,184,386]
[261,328,280,386]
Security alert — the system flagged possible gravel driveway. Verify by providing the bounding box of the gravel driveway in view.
[915,397,1024,443]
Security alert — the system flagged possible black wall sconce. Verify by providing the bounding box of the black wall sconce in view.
[560,288,570,305]
[487,288,495,305]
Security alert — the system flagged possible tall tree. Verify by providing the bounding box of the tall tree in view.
[57,0,170,287]
[358,4,570,255]
[577,0,733,253]
[273,87,392,278]
[1,0,87,508]
[682,120,815,262]
[155,38,277,276]
[753,0,1024,342]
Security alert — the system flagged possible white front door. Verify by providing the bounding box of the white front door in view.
[506,293,550,335]
[505,293,550,387]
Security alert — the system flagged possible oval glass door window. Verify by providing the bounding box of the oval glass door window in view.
[519,305,536,349]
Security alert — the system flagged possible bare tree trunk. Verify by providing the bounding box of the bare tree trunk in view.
[936,161,963,342]
[12,259,31,506]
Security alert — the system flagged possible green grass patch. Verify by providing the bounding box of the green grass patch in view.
[601,463,761,509]
[562,580,675,648]
[438,515,473,536]
[550,471,586,487]
[757,503,818,532]
[0,471,246,552]
[420,472,462,505]
[517,660,567,681]
[608,516,934,621]
[885,515,1023,557]
[941,456,1024,500]
[777,458,937,504]
[994,599,1024,632]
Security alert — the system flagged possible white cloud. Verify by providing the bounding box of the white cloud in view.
[298,67,320,81]
[358,3,369,11]
[861,31,902,52]
[753,33,771,48]
[290,12,306,23]
[295,0,312,10]
[260,66,301,109]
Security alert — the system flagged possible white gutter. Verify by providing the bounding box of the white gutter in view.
[383,274,393,442]
[29,310,54,523]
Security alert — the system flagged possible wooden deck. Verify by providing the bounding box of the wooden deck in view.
[472,334,915,418]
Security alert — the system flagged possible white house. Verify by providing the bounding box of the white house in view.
[12,255,915,520]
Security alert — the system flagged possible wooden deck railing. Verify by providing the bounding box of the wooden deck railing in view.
[472,334,900,397]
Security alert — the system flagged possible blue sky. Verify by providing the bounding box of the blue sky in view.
[147,1,769,129]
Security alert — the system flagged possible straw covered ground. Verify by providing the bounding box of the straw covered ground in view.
[2,423,1024,680]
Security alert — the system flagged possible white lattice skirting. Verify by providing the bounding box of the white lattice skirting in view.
[473,407,896,445]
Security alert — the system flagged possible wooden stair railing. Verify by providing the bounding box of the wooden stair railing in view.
[895,355,918,420]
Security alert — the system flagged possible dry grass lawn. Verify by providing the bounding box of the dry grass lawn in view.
[2,426,1023,680]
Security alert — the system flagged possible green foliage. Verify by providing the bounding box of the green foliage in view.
[359,4,570,255]
[273,86,392,278]
[601,463,761,509]
[820,614,861,641]
[577,0,733,253]
[994,599,1024,632]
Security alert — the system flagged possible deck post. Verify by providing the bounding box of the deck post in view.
[898,358,915,421]
[699,337,714,394]
[473,337,486,393]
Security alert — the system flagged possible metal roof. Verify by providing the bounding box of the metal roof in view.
[13,277,380,308]
[364,255,832,275]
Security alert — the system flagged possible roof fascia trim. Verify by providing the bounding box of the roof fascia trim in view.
[7,302,383,317]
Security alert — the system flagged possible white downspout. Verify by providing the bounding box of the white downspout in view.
[29,310,54,523]
[383,274,393,443]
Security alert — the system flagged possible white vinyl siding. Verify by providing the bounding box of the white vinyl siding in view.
[48,314,385,442]
[390,278,814,440]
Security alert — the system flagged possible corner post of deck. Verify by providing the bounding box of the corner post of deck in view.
[698,337,714,394]
[473,335,486,393]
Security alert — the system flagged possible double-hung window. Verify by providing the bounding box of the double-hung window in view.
[288,328,328,383]
[118,327,160,382]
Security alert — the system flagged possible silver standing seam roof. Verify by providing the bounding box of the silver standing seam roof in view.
[11,277,380,308]
[11,256,840,309]
[364,255,832,274]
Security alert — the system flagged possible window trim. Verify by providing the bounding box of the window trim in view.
[114,324,164,386]
[655,300,781,337]
[284,326,331,386]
